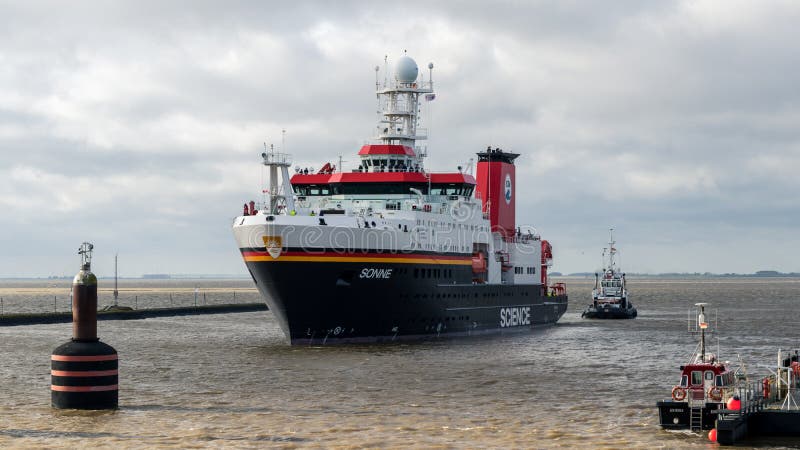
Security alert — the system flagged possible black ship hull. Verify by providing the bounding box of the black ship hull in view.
[581,302,637,319]
[243,256,568,344]
[656,400,721,430]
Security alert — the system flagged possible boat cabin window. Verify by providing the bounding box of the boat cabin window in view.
[297,182,475,197]
[428,184,474,196]
[691,371,702,385]
[716,372,733,386]
[705,371,714,381]
[359,156,416,172]
[294,184,332,196]
[680,375,688,387]
[293,179,476,197]
[331,183,426,195]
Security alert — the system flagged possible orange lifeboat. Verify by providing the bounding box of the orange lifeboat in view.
[471,252,487,273]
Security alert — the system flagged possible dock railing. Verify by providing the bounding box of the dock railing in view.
[0,289,262,317]
[735,380,768,416]
[718,379,775,421]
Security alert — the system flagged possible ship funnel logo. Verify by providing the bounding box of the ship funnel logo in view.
[263,235,283,259]
[504,174,512,205]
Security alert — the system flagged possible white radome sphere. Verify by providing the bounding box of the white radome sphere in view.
[395,55,418,83]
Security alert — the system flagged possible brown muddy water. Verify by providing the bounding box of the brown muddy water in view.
[1,277,799,448]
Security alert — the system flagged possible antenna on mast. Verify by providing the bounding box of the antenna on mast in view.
[608,228,616,271]
[695,303,709,362]
[601,247,607,271]
[383,55,388,88]
[113,253,118,307]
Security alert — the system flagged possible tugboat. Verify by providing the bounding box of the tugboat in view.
[231,52,568,344]
[657,303,740,431]
[581,229,636,319]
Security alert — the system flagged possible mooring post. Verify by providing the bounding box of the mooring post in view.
[51,242,118,410]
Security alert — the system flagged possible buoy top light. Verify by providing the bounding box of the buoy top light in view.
[78,242,94,271]
[74,242,97,286]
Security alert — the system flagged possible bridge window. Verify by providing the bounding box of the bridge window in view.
[294,184,332,196]
[691,371,702,385]
[428,184,474,196]
[680,375,688,387]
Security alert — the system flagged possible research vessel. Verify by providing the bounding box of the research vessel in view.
[581,229,636,319]
[232,53,568,344]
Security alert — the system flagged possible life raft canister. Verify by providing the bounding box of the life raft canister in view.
[672,386,687,401]
[791,361,800,379]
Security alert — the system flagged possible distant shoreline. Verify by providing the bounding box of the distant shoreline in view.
[0,275,252,281]
[3,272,799,281]
[553,272,800,278]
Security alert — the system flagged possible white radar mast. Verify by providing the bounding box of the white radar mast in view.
[261,142,295,214]
[374,51,435,164]
[606,228,618,273]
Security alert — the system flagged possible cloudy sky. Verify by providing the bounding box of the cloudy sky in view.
[1,1,798,277]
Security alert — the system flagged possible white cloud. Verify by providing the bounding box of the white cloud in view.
[1,1,798,276]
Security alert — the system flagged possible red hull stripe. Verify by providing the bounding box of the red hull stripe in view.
[51,384,118,392]
[51,369,119,377]
[51,354,118,362]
